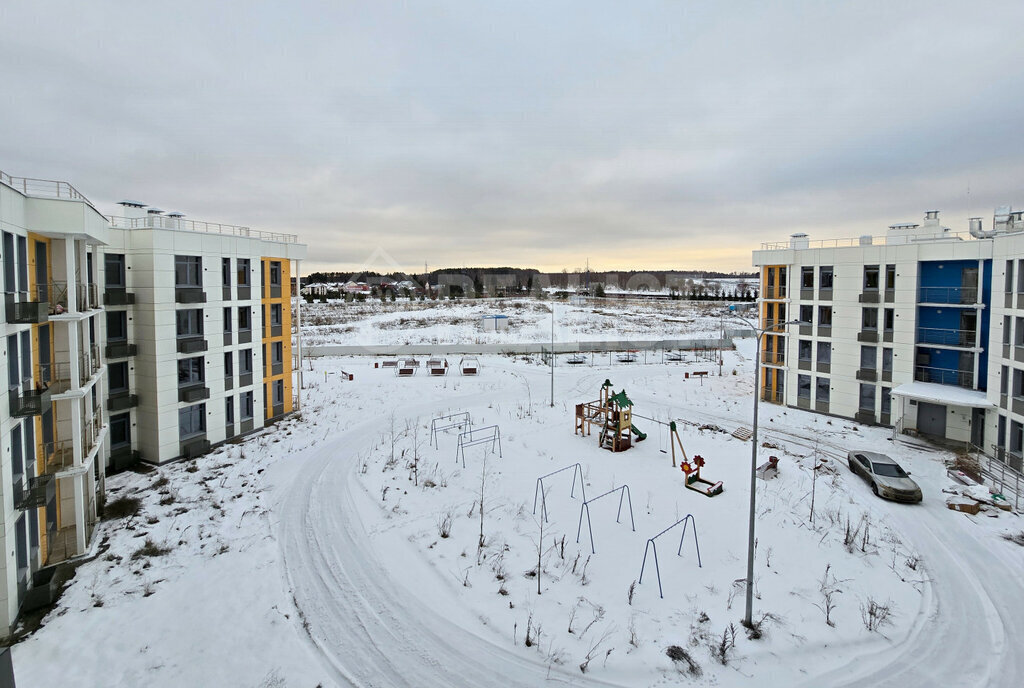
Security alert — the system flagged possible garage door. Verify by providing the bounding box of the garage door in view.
[917,402,947,437]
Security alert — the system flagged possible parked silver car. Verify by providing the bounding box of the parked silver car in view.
[847,451,923,503]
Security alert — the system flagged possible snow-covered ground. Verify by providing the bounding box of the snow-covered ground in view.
[302,298,735,347]
[11,344,1024,687]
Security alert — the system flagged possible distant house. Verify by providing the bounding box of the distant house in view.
[301,284,331,296]
[342,281,371,294]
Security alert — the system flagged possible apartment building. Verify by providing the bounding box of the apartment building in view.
[103,203,306,465]
[753,208,1024,470]
[1,168,306,635]
[1,170,109,633]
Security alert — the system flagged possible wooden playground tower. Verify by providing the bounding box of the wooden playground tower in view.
[575,379,647,452]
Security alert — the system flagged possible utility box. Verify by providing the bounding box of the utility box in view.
[480,314,509,332]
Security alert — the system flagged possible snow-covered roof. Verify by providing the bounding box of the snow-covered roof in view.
[890,382,993,408]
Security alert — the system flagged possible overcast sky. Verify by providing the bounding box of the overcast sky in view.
[2,1,1023,273]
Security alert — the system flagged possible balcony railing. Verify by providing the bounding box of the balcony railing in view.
[4,293,48,323]
[917,327,977,347]
[103,288,135,306]
[918,286,978,305]
[46,281,100,314]
[14,474,55,510]
[107,393,139,412]
[8,384,51,417]
[914,365,974,388]
[105,341,138,358]
[760,388,784,403]
[108,214,298,243]
[0,169,95,207]
[761,285,787,300]
[40,440,76,474]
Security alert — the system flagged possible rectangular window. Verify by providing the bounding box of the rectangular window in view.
[109,361,129,393]
[178,403,206,439]
[271,341,284,365]
[799,304,813,324]
[1002,365,1009,395]
[883,348,893,372]
[174,255,202,287]
[110,413,131,448]
[1005,315,1013,345]
[797,374,811,399]
[11,425,23,478]
[1017,317,1024,346]
[859,383,876,411]
[801,266,814,289]
[7,334,19,387]
[17,236,27,293]
[176,308,204,337]
[881,387,891,415]
[864,265,880,291]
[237,258,251,287]
[107,311,128,341]
[1011,420,1023,455]
[798,339,812,361]
[862,308,879,331]
[1014,370,1024,398]
[241,390,254,420]
[818,306,833,326]
[1007,260,1015,293]
[224,307,232,333]
[226,397,235,424]
[817,342,831,364]
[222,258,231,287]
[270,261,282,286]
[3,232,14,292]
[861,346,877,370]
[885,264,896,290]
[270,303,283,327]
[20,330,30,382]
[261,259,267,295]
[1018,260,1024,293]
[224,352,233,377]
[816,378,830,403]
[273,379,285,405]
[240,349,253,375]
[105,253,126,288]
[238,306,251,332]
[884,308,894,332]
[177,357,205,387]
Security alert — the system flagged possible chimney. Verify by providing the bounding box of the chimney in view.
[789,232,809,249]
[117,200,147,220]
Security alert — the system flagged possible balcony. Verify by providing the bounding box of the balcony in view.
[47,281,100,314]
[109,446,141,472]
[107,393,139,412]
[914,365,974,388]
[106,341,138,358]
[14,474,56,510]
[175,287,206,304]
[762,285,787,300]
[760,388,783,403]
[918,286,978,305]
[40,440,75,474]
[5,294,48,323]
[917,327,977,348]
[8,385,51,417]
[177,337,208,354]
[179,385,210,403]
[104,288,135,306]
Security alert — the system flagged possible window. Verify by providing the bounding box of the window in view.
[270,303,283,327]
[270,261,282,286]
[261,259,267,295]
[237,258,251,286]
[11,425,23,479]
[240,349,253,375]
[861,346,877,370]
[107,311,128,341]
[174,255,202,287]
[178,357,204,387]
[881,387,891,415]
[1014,370,1024,398]
[179,403,206,439]
[817,342,831,364]
[17,236,27,293]
[797,374,811,399]
[864,265,880,290]
[105,253,126,288]
[238,306,251,332]
[7,334,18,387]
[816,378,830,403]
[226,397,235,424]
[223,307,232,333]
[241,390,254,420]
[859,383,876,411]
[273,379,284,405]
[799,304,813,324]
[1018,259,1024,294]
[801,266,814,289]
[109,361,129,393]
[1005,315,1012,345]
[224,352,233,377]
[271,341,284,365]
[110,413,131,449]
[176,309,203,337]
[1001,365,1009,395]
[1007,260,1015,293]
[1011,420,1023,456]
[3,232,14,292]
[222,258,231,287]
[862,308,878,331]
[818,306,833,327]
[798,340,812,362]
[885,264,896,290]
[884,308,894,332]
[818,266,833,290]
[883,348,893,372]
[1017,317,1024,346]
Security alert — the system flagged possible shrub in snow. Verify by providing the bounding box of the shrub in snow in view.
[665,645,702,676]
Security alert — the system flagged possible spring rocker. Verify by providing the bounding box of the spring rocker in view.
[680,455,723,497]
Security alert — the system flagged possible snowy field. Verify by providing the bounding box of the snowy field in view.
[302,298,733,347]
[11,343,1024,687]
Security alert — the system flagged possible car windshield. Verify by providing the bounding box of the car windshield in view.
[872,462,908,478]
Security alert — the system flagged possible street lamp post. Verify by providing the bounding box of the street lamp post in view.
[730,308,800,627]
[550,303,555,408]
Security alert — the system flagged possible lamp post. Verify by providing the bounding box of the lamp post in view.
[550,302,555,408]
[729,308,800,627]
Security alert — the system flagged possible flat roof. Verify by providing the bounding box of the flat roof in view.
[890,381,993,408]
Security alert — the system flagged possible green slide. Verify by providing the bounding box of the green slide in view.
[631,424,647,441]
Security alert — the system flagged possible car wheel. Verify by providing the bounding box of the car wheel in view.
[848,460,856,473]
[871,482,879,496]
